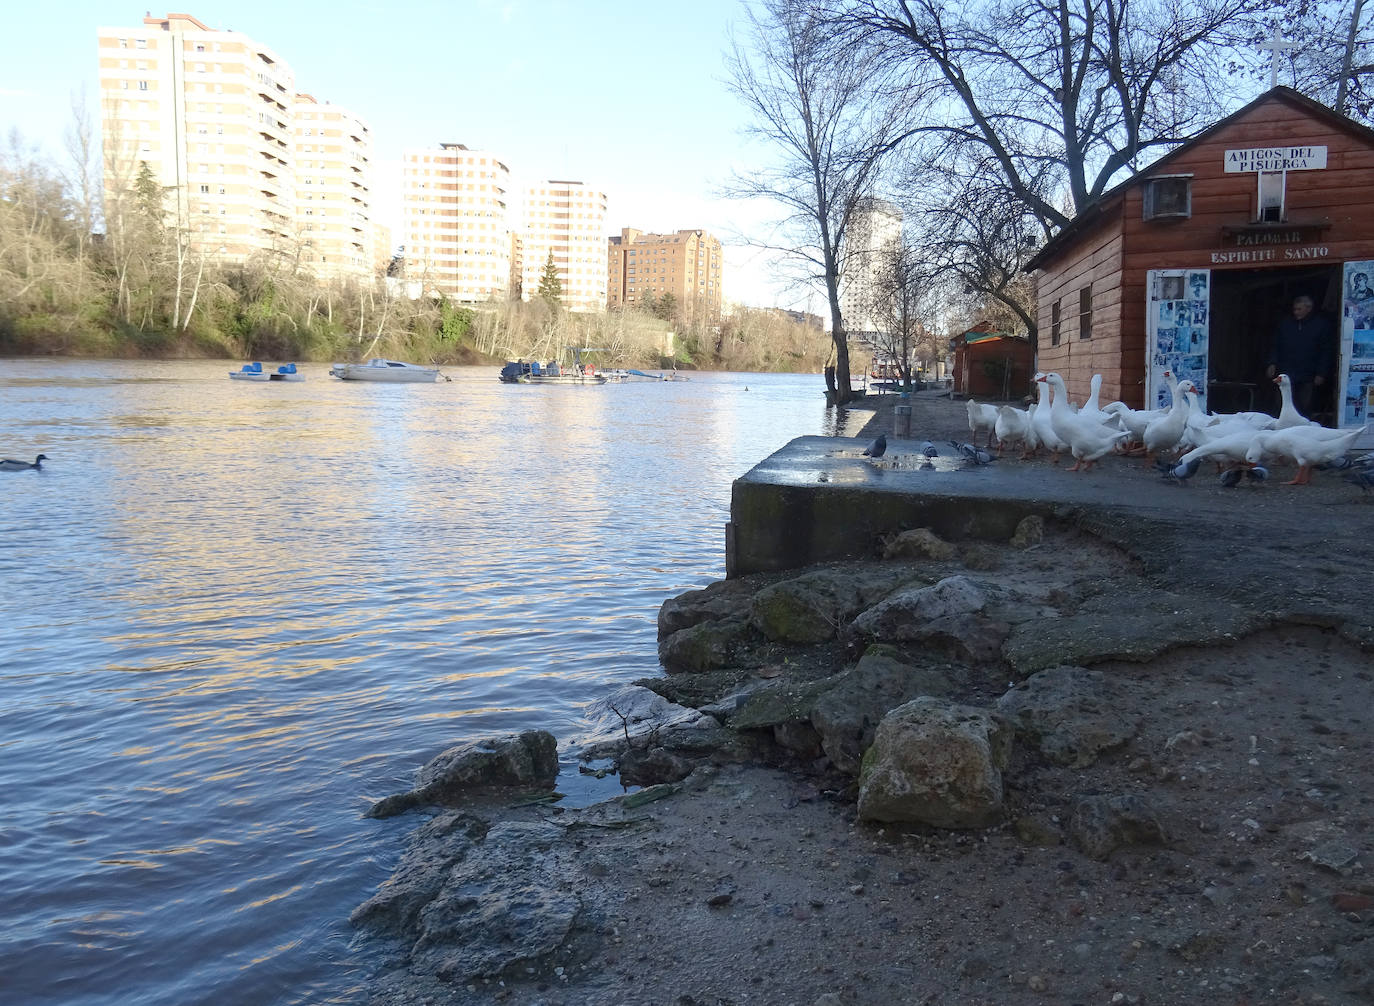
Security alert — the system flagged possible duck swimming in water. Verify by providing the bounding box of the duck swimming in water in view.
[0,454,47,471]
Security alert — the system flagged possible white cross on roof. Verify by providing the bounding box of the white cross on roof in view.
[1260,26,1296,89]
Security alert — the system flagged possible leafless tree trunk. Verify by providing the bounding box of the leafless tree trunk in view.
[726,0,915,404]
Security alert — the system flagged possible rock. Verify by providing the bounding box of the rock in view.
[582,685,718,743]
[995,666,1139,767]
[1010,515,1045,549]
[349,812,490,931]
[618,745,696,787]
[407,820,592,982]
[1001,586,1264,676]
[658,615,753,674]
[811,646,953,775]
[856,697,1012,828]
[772,719,824,758]
[1069,793,1169,859]
[751,565,924,643]
[850,576,1010,664]
[658,576,759,637]
[882,527,957,561]
[729,676,838,731]
[366,730,559,819]
[750,576,844,644]
[853,575,987,631]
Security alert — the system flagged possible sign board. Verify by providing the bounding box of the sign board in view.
[1223,146,1328,172]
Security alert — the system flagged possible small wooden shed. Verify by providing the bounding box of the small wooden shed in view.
[1025,86,1374,435]
[950,329,1035,400]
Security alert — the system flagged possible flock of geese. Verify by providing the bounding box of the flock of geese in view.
[954,371,1372,488]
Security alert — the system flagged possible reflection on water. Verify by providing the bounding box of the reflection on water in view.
[0,359,865,1006]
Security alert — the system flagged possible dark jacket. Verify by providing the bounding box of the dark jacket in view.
[1270,312,1335,382]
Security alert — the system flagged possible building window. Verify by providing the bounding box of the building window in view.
[1051,300,1061,347]
[1142,175,1191,220]
[1258,171,1286,222]
[138,80,148,91]
[1079,287,1093,340]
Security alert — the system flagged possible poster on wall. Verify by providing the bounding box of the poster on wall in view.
[1340,260,1374,441]
[1146,269,1210,409]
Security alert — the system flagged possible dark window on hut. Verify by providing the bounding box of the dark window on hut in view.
[1078,287,1093,340]
[1142,175,1191,220]
[1258,171,1286,222]
[1050,300,1061,346]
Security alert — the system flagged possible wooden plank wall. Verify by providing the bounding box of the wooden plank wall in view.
[1034,212,1127,407]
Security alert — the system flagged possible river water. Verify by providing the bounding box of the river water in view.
[0,358,863,1006]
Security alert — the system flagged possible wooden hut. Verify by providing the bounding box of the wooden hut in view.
[1025,87,1374,435]
[950,329,1035,400]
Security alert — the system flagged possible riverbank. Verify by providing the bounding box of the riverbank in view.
[354,389,1374,1006]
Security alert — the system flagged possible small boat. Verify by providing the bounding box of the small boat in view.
[499,359,608,385]
[230,362,305,382]
[230,362,270,382]
[330,358,442,383]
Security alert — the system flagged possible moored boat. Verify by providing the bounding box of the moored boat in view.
[230,362,270,382]
[499,359,608,385]
[269,363,304,382]
[330,358,442,383]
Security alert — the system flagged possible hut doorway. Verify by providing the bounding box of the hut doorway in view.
[1208,264,1341,419]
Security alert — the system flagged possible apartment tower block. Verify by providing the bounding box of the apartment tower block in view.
[399,144,513,301]
[607,227,723,320]
[840,198,903,340]
[522,181,608,312]
[97,12,375,279]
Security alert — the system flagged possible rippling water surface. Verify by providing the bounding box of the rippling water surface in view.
[0,359,864,1005]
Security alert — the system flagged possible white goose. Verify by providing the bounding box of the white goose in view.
[966,398,1001,447]
[994,404,1037,458]
[1141,379,1197,459]
[1272,373,1321,430]
[1174,428,1265,472]
[1040,372,1129,471]
[1245,425,1365,485]
[1105,370,1178,449]
[1030,372,1068,462]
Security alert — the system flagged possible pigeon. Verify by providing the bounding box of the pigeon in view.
[1156,456,1201,483]
[1218,467,1243,488]
[1346,470,1374,492]
[949,440,995,465]
[0,454,47,472]
[920,440,939,458]
[862,434,887,458]
[1246,466,1269,483]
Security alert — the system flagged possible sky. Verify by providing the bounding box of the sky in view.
[0,0,817,311]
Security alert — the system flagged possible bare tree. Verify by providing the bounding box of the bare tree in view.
[725,0,914,403]
[902,161,1042,342]
[828,0,1271,228]
[1269,1,1374,118]
[868,242,944,390]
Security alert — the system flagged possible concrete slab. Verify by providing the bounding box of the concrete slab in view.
[726,430,1374,646]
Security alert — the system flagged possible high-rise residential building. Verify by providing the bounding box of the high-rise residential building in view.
[840,198,904,339]
[293,94,374,279]
[607,228,723,320]
[97,12,375,280]
[400,143,513,301]
[522,181,608,312]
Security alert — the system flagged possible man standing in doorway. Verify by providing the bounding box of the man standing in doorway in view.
[1267,294,1335,420]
